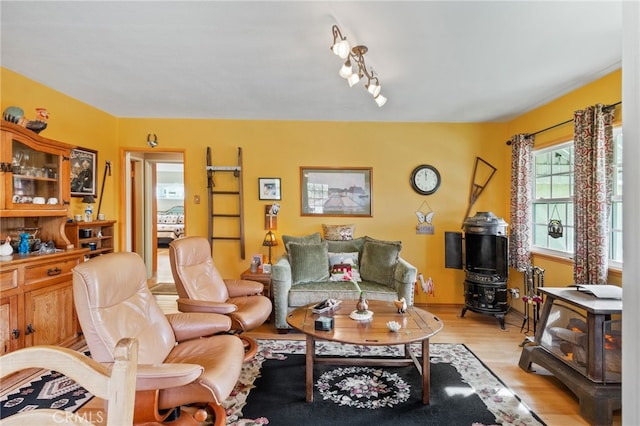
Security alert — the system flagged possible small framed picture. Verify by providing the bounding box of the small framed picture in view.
[251,254,263,267]
[70,147,98,197]
[262,264,272,273]
[259,177,281,200]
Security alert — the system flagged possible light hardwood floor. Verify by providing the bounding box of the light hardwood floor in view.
[77,252,622,425]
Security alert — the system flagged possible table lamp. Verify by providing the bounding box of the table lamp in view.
[82,195,96,222]
[262,230,278,265]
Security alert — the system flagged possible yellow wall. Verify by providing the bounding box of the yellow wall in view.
[117,118,509,305]
[2,67,622,308]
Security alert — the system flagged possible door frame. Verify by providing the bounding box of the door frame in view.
[119,148,185,278]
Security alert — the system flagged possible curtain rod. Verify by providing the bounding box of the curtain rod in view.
[505,101,622,145]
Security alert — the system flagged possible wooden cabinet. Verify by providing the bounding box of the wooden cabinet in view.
[0,294,19,355]
[1,122,85,355]
[1,121,71,217]
[0,250,85,354]
[65,220,116,259]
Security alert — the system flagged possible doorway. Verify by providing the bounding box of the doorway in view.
[122,150,184,281]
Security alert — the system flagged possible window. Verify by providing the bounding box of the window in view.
[532,127,623,264]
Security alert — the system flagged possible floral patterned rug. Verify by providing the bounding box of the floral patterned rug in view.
[224,339,546,426]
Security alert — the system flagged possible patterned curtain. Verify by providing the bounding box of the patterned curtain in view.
[573,104,615,284]
[509,133,534,271]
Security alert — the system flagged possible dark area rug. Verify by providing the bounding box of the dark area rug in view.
[242,355,498,425]
[226,340,545,426]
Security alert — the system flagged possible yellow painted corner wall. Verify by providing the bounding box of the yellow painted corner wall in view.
[117,118,510,305]
[504,69,623,298]
[1,67,119,241]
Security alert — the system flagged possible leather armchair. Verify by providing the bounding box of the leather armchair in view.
[73,252,245,425]
[169,236,272,359]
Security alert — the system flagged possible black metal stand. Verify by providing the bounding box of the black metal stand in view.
[96,160,111,216]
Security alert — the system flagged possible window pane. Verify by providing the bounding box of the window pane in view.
[615,169,623,195]
[535,176,551,199]
[533,224,549,246]
[535,152,551,176]
[533,203,548,223]
[611,230,623,262]
[551,175,571,198]
[548,233,567,251]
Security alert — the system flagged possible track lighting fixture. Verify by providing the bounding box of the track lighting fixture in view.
[330,24,387,107]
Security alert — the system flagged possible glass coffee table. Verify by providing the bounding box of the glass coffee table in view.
[286,299,443,404]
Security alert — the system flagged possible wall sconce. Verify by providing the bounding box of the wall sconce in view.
[331,24,387,107]
[147,133,158,148]
[264,203,280,230]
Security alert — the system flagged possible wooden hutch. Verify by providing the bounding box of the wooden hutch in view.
[0,121,89,355]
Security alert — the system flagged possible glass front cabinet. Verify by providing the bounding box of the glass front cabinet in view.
[1,121,70,215]
[1,121,84,354]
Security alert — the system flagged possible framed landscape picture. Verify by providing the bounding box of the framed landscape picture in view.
[259,177,281,200]
[70,147,98,197]
[300,167,372,217]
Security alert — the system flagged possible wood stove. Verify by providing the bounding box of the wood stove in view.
[519,287,621,425]
[458,211,509,329]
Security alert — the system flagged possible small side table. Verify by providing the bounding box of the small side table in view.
[241,268,273,322]
[240,268,272,299]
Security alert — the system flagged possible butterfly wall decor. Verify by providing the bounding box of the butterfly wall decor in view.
[415,201,435,234]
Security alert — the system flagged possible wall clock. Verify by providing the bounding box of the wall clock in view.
[410,164,441,195]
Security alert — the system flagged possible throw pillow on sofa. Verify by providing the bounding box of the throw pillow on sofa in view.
[328,252,362,282]
[282,232,322,251]
[359,237,402,286]
[287,241,330,284]
[322,224,355,241]
[325,237,366,255]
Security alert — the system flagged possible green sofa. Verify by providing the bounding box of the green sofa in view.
[271,233,417,332]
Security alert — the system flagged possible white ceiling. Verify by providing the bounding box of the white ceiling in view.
[1,1,622,123]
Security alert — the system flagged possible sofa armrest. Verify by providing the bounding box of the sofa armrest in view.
[271,255,293,330]
[394,257,418,306]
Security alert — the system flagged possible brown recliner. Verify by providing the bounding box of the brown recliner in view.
[169,236,272,360]
[73,251,245,425]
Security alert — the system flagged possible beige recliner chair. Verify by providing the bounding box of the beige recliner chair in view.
[73,251,244,425]
[169,236,272,360]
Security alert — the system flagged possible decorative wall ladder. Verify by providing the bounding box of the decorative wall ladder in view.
[206,147,245,259]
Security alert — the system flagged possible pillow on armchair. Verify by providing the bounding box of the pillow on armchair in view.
[287,241,330,284]
[359,237,402,286]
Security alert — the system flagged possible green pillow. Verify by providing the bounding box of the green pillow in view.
[282,232,322,251]
[325,237,365,256]
[287,241,330,285]
[360,237,402,286]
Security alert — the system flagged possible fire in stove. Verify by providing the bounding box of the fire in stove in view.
[547,318,621,374]
[541,304,622,381]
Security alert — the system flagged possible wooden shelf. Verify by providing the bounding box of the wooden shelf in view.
[65,220,116,259]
